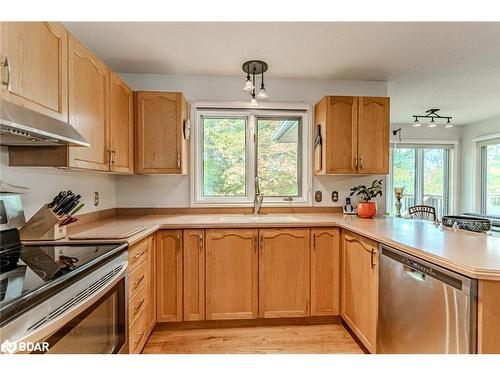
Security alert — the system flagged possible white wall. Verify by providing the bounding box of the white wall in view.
[116,73,389,212]
[0,147,116,219]
[460,116,500,213]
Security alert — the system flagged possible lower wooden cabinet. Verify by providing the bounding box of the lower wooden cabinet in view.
[156,230,183,322]
[127,234,156,354]
[205,229,258,320]
[183,229,205,321]
[341,231,379,353]
[259,228,311,318]
[311,228,340,316]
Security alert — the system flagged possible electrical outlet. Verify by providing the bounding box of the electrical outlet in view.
[93,192,100,206]
[314,191,322,202]
[331,191,339,202]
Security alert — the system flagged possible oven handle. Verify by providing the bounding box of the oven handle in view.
[9,259,128,353]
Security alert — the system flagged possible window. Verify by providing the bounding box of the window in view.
[387,145,452,219]
[193,108,310,206]
[480,139,500,216]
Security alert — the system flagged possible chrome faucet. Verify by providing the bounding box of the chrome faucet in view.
[253,177,264,215]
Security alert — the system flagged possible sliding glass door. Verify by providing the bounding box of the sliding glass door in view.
[389,145,451,219]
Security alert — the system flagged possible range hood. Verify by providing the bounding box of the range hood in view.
[0,100,90,147]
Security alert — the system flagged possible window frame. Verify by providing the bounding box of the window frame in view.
[387,142,457,218]
[191,106,311,207]
[478,137,500,215]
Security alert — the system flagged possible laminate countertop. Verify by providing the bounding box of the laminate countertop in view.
[31,213,500,281]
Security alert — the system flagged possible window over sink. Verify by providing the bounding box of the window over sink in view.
[192,106,310,206]
[480,138,500,216]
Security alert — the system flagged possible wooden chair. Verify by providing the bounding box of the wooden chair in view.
[408,205,437,222]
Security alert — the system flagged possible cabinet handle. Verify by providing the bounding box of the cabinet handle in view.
[111,150,116,165]
[133,251,145,259]
[253,236,258,254]
[259,235,263,252]
[133,275,145,286]
[312,233,316,250]
[1,57,11,89]
[134,298,146,311]
[359,155,363,170]
[199,234,203,250]
[134,332,144,343]
[177,154,181,169]
[354,156,358,169]
[370,248,376,269]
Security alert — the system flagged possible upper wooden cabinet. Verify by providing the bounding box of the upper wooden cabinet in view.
[183,229,205,321]
[205,229,258,320]
[68,34,109,171]
[311,228,341,316]
[0,22,68,121]
[135,91,189,174]
[314,96,389,175]
[156,230,183,322]
[109,71,134,174]
[341,231,379,353]
[259,228,311,318]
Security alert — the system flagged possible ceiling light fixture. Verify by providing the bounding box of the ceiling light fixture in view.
[412,109,453,129]
[242,60,269,106]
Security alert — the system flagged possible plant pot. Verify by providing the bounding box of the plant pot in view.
[357,201,377,218]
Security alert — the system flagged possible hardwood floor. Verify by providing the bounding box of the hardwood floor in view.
[142,323,363,354]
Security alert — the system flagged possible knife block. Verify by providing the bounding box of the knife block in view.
[41,224,67,240]
[20,204,61,241]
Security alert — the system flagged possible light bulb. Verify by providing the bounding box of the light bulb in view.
[257,87,269,99]
[243,78,254,91]
[250,97,258,106]
[428,122,437,128]
[445,123,453,128]
[412,122,422,127]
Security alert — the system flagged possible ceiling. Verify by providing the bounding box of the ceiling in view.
[65,22,500,125]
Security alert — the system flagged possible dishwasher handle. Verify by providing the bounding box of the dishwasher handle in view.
[403,265,426,281]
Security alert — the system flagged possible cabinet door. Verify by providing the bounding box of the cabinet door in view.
[157,230,183,322]
[135,91,186,174]
[206,229,258,320]
[259,228,310,318]
[311,228,340,316]
[109,71,134,174]
[146,234,157,334]
[321,96,358,174]
[183,229,205,321]
[357,96,390,174]
[0,22,68,121]
[341,231,379,353]
[68,34,110,171]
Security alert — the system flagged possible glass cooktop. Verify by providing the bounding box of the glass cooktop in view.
[0,243,127,324]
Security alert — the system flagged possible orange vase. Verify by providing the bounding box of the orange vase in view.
[357,202,377,218]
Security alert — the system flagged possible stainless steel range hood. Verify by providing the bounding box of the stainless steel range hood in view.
[0,100,90,147]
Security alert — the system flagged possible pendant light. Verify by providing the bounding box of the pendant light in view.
[242,60,269,106]
[411,109,453,129]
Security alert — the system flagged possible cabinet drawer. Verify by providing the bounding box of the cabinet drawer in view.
[128,261,148,297]
[128,238,149,272]
[128,304,148,354]
[129,282,148,326]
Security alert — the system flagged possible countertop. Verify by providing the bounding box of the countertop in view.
[32,213,500,281]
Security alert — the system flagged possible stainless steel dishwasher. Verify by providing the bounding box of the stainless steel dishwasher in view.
[377,245,477,354]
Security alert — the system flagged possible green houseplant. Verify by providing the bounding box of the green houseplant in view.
[350,179,383,218]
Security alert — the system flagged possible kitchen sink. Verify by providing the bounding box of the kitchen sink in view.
[218,215,300,223]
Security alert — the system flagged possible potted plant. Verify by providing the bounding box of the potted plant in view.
[350,179,383,218]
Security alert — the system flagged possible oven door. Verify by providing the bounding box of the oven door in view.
[0,252,128,354]
[40,276,127,354]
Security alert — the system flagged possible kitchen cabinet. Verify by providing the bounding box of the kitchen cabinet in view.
[109,71,134,174]
[127,235,155,354]
[183,229,205,321]
[67,34,109,171]
[205,229,258,320]
[311,228,340,316]
[135,91,189,174]
[313,95,389,175]
[259,228,310,318]
[341,231,379,353]
[0,22,68,121]
[156,230,183,322]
